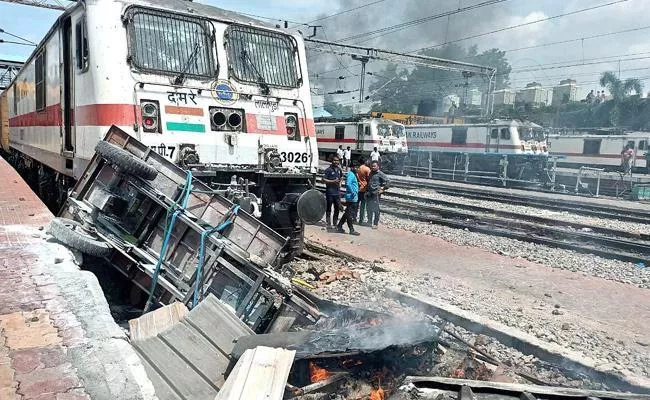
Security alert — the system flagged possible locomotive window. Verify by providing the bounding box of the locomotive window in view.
[335,126,345,140]
[582,139,601,155]
[490,129,498,139]
[500,128,511,140]
[227,25,301,88]
[35,51,46,112]
[627,140,635,149]
[126,8,215,79]
[365,126,370,136]
[451,127,467,145]
[75,18,89,71]
[639,140,647,150]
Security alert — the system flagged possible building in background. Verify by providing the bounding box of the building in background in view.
[491,89,516,106]
[551,79,579,106]
[516,82,552,107]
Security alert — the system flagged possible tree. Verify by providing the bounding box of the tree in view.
[599,71,644,100]
[599,71,644,125]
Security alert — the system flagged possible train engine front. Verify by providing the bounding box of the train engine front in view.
[373,118,408,170]
[113,1,325,257]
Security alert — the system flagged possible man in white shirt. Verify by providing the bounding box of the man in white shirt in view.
[336,145,344,162]
[370,147,380,163]
[344,146,352,167]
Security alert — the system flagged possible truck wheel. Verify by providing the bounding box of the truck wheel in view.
[95,141,158,181]
[48,218,112,257]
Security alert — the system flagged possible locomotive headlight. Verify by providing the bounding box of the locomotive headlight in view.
[212,111,226,127]
[228,112,242,129]
[140,100,160,133]
[285,113,299,140]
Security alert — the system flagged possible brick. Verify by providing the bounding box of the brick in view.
[16,365,80,399]
[0,310,61,350]
[11,347,67,375]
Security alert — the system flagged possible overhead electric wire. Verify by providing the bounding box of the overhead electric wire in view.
[305,0,388,24]
[496,24,650,54]
[409,0,631,53]
[336,0,509,44]
[310,23,650,78]
[0,28,36,45]
[0,39,36,46]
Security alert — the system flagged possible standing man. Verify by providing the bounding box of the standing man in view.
[344,146,352,167]
[621,144,634,174]
[322,156,343,228]
[336,164,361,236]
[336,145,344,163]
[366,160,390,229]
[356,158,371,225]
[370,147,380,163]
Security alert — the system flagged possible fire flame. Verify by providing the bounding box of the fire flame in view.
[369,387,385,400]
[309,361,332,383]
[368,318,382,326]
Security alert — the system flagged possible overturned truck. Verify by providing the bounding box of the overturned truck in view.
[51,126,324,332]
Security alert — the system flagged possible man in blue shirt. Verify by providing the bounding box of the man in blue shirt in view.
[322,156,343,228]
[335,163,361,236]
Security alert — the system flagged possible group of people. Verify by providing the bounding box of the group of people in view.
[322,155,390,235]
[336,145,381,167]
[585,90,607,104]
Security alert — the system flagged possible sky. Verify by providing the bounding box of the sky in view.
[2,0,649,106]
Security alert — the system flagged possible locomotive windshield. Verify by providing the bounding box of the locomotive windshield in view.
[127,8,216,79]
[520,127,545,141]
[227,25,301,88]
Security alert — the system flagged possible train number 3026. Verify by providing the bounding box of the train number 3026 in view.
[280,152,309,163]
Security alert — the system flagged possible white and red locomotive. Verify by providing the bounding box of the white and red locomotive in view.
[0,0,323,251]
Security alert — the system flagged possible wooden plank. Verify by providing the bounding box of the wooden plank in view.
[214,346,295,400]
[185,295,254,356]
[136,353,183,400]
[160,321,230,389]
[129,302,189,342]
[231,331,312,360]
[136,337,218,399]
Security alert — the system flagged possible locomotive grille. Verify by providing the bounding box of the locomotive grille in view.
[126,7,215,79]
[226,25,301,89]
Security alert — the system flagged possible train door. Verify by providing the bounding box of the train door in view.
[486,126,500,153]
[356,124,365,151]
[61,17,75,161]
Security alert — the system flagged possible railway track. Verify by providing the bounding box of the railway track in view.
[380,195,650,265]
[390,178,650,225]
[314,181,650,264]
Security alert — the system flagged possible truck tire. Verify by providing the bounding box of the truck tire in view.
[48,218,112,257]
[95,141,158,181]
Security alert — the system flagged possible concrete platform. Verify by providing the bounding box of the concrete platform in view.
[0,157,156,399]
